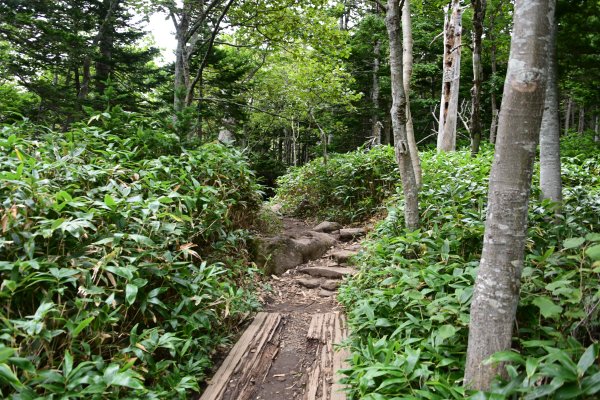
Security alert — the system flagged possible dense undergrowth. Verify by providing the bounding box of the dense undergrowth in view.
[337,137,600,399]
[0,112,263,398]
[274,146,399,223]
[276,134,599,398]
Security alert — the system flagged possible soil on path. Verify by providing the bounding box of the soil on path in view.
[200,217,366,400]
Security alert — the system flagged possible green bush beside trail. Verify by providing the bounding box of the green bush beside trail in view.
[0,118,262,399]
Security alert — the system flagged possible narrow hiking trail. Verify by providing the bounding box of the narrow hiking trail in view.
[199,217,368,400]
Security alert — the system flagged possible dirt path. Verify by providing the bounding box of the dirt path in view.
[199,217,366,400]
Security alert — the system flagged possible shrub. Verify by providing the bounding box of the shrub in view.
[0,120,262,398]
[338,146,600,399]
[274,146,399,223]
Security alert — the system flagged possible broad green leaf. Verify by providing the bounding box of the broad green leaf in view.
[585,233,600,242]
[563,237,585,249]
[104,194,117,208]
[585,244,600,261]
[126,284,138,305]
[577,344,598,377]
[0,363,22,388]
[485,351,525,365]
[0,348,14,363]
[532,296,563,319]
[72,317,95,338]
[63,351,73,378]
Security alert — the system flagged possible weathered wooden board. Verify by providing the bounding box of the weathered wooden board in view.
[199,312,283,400]
[304,312,350,400]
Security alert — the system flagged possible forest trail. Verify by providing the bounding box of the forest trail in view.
[199,217,367,400]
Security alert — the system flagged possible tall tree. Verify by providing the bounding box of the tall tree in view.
[437,0,463,152]
[539,1,562,204]
[464,0,553,390]
[385,0,419,230]
[402,0,422,186]
[469,0,486,155]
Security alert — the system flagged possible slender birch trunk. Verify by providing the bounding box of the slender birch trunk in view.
[437,0,463,152]
[403,0,422,187]
[470,0,486,155]
[564,97,572,134]
[539,4,562,204]
[372,40,381,145]
[578,106,585,133]
[464,0,552,390]
[488,1,501,144]
[386,0,419,230]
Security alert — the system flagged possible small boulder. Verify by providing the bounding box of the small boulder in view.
[321,280,340,291]
[300,266,356,279]
[330,249,358,264]
[296,277,321,289]
[313,221,342,233]
[339,228,367,241]
[319,289,336,297]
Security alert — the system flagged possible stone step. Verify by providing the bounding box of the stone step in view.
[295,277,341,291]
[299,266,357,280]
[330,249,359,264]
[339,228,367,241]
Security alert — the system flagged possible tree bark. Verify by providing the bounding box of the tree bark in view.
[437,0,463,152]
[539,4,562,205]
[402,0,422,187]
[386,0,419,230]
[564,97,572,134]
[470,0,486,155]
[577,105,585,133]
[464,0,552,390]
[488,1,501,144]
[372,40,381,145]
[95,0,120,95]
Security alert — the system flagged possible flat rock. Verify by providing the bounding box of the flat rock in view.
[319,289,336,297]
[339,228,367,241]
[255,231,336,275]
[300,266,356,279]
[313,221,342,233]
[320,280,340,291]
[330,249,358,264]
[295,277,321,289]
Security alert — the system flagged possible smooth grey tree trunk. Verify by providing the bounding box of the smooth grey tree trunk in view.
[386,0,419,230]
[372,40,381,144]
[464,0,552,390]
[402,0,422,187]
[470,0,486,155]
[578,106,585,133]
[595,112,599,142]
[488,1,501,144]
[564,97,572,134]
[539,4,562,205]
[437,0,463,152]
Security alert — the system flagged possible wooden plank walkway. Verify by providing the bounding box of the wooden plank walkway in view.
[199,311,349,400]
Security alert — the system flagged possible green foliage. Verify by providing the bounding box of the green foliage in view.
[0,118,262,398]
[274,146,399,223]
[338,146,600,399]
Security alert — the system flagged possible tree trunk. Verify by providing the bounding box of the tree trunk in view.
[464,0,552,390]
[95,0,120,95]
[488,2,500,144]
[539,5,562,205]
[564,97,572,134]
[79,58,91,101]
[470,0,486,155]
[403,0,422,187]
[386,0,419,230]
[594,111,599,142]
[437,0,463,152]
[372,40,381,145]
[173,12,190,113]
[578,105,585,133]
